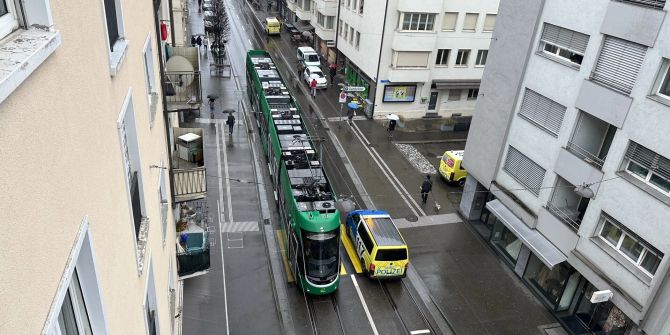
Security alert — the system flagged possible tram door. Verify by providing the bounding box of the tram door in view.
[289,232,300,278]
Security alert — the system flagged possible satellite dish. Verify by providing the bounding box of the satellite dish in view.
[165,55,195,88]
[574,183,595,199]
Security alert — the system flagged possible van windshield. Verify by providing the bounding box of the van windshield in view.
[376,248,407,261]
[307,54,319,62]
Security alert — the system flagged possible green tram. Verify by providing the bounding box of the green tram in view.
[246,50,341,295]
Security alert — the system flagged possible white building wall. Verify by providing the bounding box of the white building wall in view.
[337,0,386,79]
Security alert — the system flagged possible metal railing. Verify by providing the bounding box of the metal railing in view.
[163,71,202,107]
[172,167,207,202]
[616,0,665,9]
[546,202,582,230]
[566,141,605,169]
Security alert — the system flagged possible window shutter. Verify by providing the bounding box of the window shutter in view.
[540,23,589,54]
[592,36,646,93]
[463,13,478,31]
[443,12,458,31]
[625,142,670,181]
[518,88,566,136]
[483,14,496,31]
[395,51,429,67]
[503,147,546,195]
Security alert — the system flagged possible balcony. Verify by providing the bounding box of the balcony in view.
[172,127,207,203]
[176,201,212,278]
[546,177,590,230]
[164,46,202,112]
[616,0,665,9]
[566,112,616,169]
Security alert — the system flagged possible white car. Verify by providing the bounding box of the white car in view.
[303,66,328,89]
[297,46,321,67]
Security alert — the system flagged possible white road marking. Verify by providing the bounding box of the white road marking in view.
[221,221,259,232]
[217,200,231,335]
[410,330,431,335]
[216,123,226,223]
[348,123,421,218]
[352,122,427,216]
[221,127,234,224]
[351,275,379,335]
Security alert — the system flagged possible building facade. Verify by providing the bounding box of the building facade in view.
[460,0,670,334]
[0,0,179,333]
[337,0,499,119]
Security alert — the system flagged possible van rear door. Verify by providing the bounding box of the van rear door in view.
[373,247,408,277]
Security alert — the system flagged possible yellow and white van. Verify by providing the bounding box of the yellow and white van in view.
[439,150,467,187]
[265,17,281,35]
[346,210,409,279]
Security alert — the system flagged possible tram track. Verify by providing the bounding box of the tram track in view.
[305,294,347,335]
[378,279,436,335]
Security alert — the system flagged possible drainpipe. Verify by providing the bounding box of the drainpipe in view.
[371,0,390,116]
[333,0,341,66]
[168,0,176,46]
[154,1,177,204]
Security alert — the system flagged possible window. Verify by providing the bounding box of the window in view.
[462,13,478,32]
[435,49,450,65]
[483,14,496,32]
[357,224,374,252]
[623,141,670,195]
[103,0,124,48]
[0,0,19,39]
[467,88,479,99]
[144,263,158,335]
[592,36,646,93]
[518,88,566,136]
[394,51,430,68]
[338,19,343,36]
[503,146,546,195]
[448,89,461,101]
[317,12,325,27]
[351,0,357,12]
[355,31,360,48]
[142,36,157,127]
[326,16,334,29]
[343,23,348,40]
[442,12,457,31]
[455,49,470,66]
[598,214,663,276]
[349,27,354,43]
[539,23,588,67]
[475,50,488,66]
[346,0,350,9]
[400,12,436,31]
[45,220,108,334]
[359,0,364,14]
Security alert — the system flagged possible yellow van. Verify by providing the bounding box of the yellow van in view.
[265,17,281,35]
[439,150,467,186]
[346,210,409,279]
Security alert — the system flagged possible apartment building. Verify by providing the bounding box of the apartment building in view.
[460,0,670,333]
[0,0,179,333]
[337,0,499,119]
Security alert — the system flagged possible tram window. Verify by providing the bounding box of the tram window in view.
[357,225,374,252]
[376,249,407,261]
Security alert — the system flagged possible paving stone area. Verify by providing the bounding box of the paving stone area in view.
[394,143,438,175]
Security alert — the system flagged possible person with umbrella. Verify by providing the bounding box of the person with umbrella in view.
[346,101,358,125]
[207,94,218,118]
[386,114,399,140]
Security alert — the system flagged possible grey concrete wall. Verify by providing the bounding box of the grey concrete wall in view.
[462,0,545,188]
[600,1,665,47]
[575,80,632,128]
[459,176,486,220]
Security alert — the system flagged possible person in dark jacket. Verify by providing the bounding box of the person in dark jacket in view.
[329,65,337,86]
[387,119,397,139]
[420,175,433,205]
[226,113,236,134]
[191,35,196,47]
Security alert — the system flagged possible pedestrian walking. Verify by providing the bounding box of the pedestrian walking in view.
[297,62,305,79]
[226,113,236,134]
[196,35,202,51]
[208,97,215,117]
[329,65,336,86]
[420,175,433,205]
[191,35,196,47]
[267,0,272,11]
[387,119,397,140]
[346,108,354,125]
[310,78,317,97]
[203,36,209,55]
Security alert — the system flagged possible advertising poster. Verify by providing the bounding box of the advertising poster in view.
[383,85,417,102]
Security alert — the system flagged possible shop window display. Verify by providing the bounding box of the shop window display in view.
[491,222,522,262]
[524,255,572,307]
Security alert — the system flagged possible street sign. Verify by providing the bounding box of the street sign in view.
[344,86,366,92]
[338,92,347,103]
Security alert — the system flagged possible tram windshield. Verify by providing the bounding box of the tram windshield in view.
[302,228,340,282]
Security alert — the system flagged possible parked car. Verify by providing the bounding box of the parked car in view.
[297,46,321,67]
[303,66,327,89]
[439,150,467,186]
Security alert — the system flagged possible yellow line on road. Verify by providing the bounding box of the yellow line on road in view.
[340,263,346,275]
[341,225,363,273]
[275,229,295,283]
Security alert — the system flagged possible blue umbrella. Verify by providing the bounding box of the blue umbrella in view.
[347,102,359,109]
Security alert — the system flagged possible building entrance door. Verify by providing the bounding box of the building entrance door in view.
[428,91,439,110]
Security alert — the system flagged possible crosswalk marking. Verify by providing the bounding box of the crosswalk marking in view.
[221,221,259,232]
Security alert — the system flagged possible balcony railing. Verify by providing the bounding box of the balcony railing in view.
[172,167,207,202]
[617,0,665,9]
[546,202,582,230]
[163,71,202,111]
[566,141,605,169]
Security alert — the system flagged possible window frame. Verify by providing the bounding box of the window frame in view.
[654,58,670,100]
[358,0,364,14]
[355,31,360,49]
[455,49,470,66]
[597,215,663,276]
[467,88,479,100]
[483,13,496,32]
[435,49,450,66]
[462,13,478,32]
[399,12,436,32]
[540,41,584,66]
[625,158,670,195]
[475,49,488,66]
[0,0,19,40]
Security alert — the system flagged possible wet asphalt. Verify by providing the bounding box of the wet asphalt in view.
[179,0,560,334]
